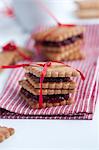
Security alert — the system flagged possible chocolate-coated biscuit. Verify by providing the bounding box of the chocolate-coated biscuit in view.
[24,62,80,77]
[20,92,74,109]
[39,39,83,53]
[25,73,76,89]
[19,80,75,95]
[33,25,84,42]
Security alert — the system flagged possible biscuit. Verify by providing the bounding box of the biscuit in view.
[0,52,16,72]
[0,47,34,72]
[20,92,74,109]
[25,73,76,89]
[33,25,84,42]
[24,62,80,77]
[0,126,15,143]
[44,47,84,61]
[75,0,99,9]
[19,80,75,95]
[20,87,70,103]
[33,25,84,61]
[76,9,99,18]
[63,50,85,61]
[37,39,83,53]
[13,47,33,63]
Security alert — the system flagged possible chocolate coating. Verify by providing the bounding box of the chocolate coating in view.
[35,34,83,47]
[20,88,69,103]
[27,73,71,83]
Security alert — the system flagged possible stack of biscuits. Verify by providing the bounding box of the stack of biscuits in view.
[33,25,85,61]
[19,62,80,109]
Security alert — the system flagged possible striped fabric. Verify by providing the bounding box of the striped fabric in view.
[0,25,99,120]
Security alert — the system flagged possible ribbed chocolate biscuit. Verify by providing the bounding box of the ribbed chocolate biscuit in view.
[25,73,76,89]
[20,92,74,109]
[38,39,83,53]
[19,80,75,95]
[24,62,80,77]
[35,34,83,48]
[33,25,84,42]
[26,73,71,83]
[20,87,70,102]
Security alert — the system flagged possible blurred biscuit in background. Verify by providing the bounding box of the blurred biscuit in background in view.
[0,46,34,73]
[76,9,99,19]
[75,0,99,18]
[75,0,99,9]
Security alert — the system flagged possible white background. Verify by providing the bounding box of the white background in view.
[0,0,99,150]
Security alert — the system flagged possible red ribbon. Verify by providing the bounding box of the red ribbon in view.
[33,0,76,55]
[36,0,75,27]
[1,0,14,17]
[0,62,85,108]
[0,64,30,69]
[58,23,76,27]
[2,41,32,61]
[2,41,17,51]
[37,61,85,107]
[50,61,85,81]
[38,62,52,107]
[3,7,14,17]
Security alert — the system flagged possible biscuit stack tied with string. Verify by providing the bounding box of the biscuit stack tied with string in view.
[33,25,85,61]
[19,62,80,109]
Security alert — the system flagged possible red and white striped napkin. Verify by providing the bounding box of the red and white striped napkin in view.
[0,57,99,120]
[0,25,99,120]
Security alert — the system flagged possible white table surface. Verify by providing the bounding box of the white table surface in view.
[0,0,99,149]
